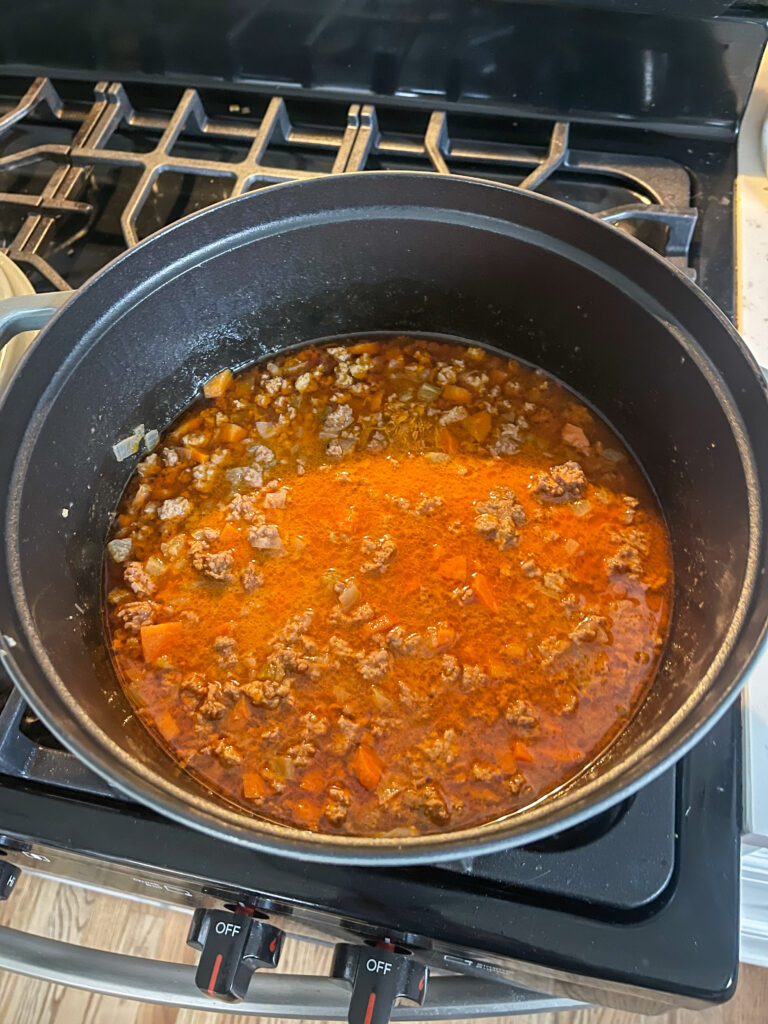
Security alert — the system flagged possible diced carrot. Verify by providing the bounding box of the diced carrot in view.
[463,410,492,442]
[496,749,519,773]
[537,747,584,764]
[292,800,322,829]
[156,710,180,741]
[219,523,241,547]
[218,422,247,443]
[473,786,500,802]
[338,510,359,534]
[362,613,398,638]
[169,416,201,443]
[188,448,209,464]
[490,368,507,385]
[442,384,472,404]
[351,744,384,791]
[471,572,499,612]
[400,579,421,596]
[349,341,380,355]
[228,696,251,728]
[203,368,233,398]
[300,767,327,795]
[439,426,459,453]
[503,642,527,663]
[243,771,269,800]
[486,657,507,678]
[140,621,183,662]
[426,623,456,651]
[369,391,383,413]
[513,742,535,763]
[438,555,467,583]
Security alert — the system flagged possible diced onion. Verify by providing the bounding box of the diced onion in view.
[269,756,295,780]
[145,555,167,577]
[107,538,133,563]
[370,686,392,710]
[144,429,159,452]
[112,433,140,462]
[417,383,441,403]
[601,448,624,462]
[161,535,185,560]
[338,580,360,612]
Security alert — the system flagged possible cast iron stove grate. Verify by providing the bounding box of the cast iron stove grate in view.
[0,76,697,292]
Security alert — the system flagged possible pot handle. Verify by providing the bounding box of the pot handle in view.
[0,291,75,349]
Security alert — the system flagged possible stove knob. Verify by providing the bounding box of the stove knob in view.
[187,908,283,1002]
[332,943,428,1024]
[0,861,20,900]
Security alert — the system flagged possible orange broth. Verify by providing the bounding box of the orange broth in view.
[104,335,672,836]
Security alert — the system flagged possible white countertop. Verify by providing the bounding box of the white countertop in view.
[737,47,768,849]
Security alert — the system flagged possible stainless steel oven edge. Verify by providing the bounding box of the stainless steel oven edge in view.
[0,845,710,1017]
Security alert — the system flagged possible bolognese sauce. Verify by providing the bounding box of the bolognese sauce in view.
[104,336,672,836]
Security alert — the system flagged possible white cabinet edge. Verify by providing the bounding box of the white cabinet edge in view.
[742,845,768,966]
[737,45,768,845]
[741,640,768,846]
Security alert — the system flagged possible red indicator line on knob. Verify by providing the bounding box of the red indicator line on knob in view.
[419,976,425,992]
[270,937,277,952]
[208,953,223,995]
[363,991,376,1024]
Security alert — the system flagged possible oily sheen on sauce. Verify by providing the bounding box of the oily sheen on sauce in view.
[104,336,672,837]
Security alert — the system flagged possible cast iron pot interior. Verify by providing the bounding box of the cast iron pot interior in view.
[1,173,767,864]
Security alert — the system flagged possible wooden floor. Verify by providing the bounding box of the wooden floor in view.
[0,875,764,1024]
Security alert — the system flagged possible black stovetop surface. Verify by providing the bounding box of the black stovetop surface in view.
[0,67,748,1005]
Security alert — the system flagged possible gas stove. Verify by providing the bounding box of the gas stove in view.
[0,2,765,1017]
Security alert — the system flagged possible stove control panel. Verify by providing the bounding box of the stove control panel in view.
[332,942,428,1024]
[187,907,283,1002]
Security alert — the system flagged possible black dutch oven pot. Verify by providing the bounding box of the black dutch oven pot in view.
[0,173,766,864]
